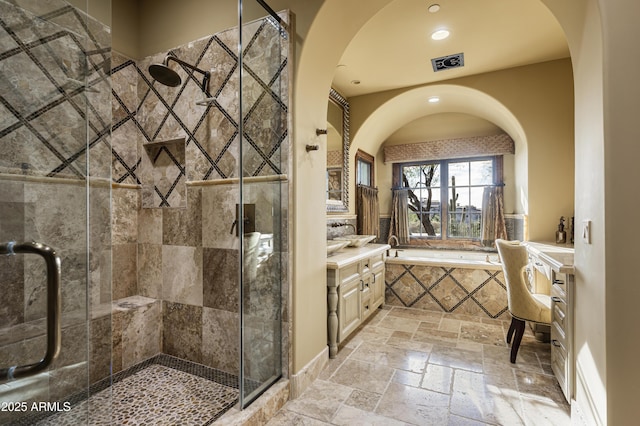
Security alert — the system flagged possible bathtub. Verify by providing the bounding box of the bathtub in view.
[384,249,508,319]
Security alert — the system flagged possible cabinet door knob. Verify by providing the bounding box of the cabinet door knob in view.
[551,296,563,303]
[552,339,562,348]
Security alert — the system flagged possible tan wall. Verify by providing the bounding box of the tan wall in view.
[349,59,575,242]
[112,0,140,59]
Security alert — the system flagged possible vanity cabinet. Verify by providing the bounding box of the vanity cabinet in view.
[550,271,575,402]
[327,244,388,358]
[525,242,575,402]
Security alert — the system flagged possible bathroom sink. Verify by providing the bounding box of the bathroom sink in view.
[333,234,377,247]
[327,240,350,256]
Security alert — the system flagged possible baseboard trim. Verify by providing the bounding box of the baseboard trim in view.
[289,346,329,399]
[573,364,604,426]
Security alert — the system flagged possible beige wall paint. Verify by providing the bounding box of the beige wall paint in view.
[385,113,503,145]
[600,0,640,421]
[542,1,606,423]
[112,0,140,59]
[349,59,575,241]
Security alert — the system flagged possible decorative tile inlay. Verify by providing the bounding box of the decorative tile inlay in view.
[385,264,508,319]
[0,1,112,179]
[109,14,289,204]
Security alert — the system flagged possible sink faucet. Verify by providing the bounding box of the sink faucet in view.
[388,235,399,247]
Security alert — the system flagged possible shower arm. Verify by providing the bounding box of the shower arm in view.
[165,56,211,95]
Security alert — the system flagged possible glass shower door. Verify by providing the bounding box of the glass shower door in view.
[238,0,288,408]
[0,0,112,424]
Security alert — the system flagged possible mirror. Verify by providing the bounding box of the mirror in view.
[326,89,349,212]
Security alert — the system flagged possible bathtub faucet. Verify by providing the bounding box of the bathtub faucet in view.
[388,235,399,247]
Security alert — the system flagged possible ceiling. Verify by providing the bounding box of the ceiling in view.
[331,0,570,98]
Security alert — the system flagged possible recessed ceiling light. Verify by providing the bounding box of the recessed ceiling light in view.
[431,29,450,41]
[351,80,361,85]
[428,96,440,103]
[428,4,440,13]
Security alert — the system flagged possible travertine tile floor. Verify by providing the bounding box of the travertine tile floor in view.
[267,306,570,426]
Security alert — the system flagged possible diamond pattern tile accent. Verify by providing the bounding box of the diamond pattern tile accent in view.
[0,1,112,180]
[108,14,289,207]
[385,264,508,319]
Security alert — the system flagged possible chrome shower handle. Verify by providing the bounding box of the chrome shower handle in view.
[0,241,61,382]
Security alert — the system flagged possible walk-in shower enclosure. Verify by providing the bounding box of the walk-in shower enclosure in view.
[0,0,289,423]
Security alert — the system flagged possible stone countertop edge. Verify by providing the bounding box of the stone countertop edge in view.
[326,243,390,270]
[525,241,575,274]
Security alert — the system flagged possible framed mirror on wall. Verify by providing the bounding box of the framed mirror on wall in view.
[326,88,349,212]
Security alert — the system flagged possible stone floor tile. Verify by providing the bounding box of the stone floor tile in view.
[350,341,429,373]
[376,382,450,425]
[450,369,525,425]
[421,363,453,394]
[332,405,411,426]
[329,359,395,394]
[429,344,484,373]
[284,379,352,423]
[343,389,381,412]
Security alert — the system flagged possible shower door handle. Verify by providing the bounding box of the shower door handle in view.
[0,241,61,382]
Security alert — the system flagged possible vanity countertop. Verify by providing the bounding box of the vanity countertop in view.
[525,241,575,274]
[326,243,390,269]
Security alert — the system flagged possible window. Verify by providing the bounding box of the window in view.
[396,156,500,240]
[355,149,374,187]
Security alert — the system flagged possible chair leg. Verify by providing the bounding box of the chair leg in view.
[510,318,526,363]
[507,317,516,344]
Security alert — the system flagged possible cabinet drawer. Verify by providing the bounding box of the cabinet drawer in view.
[553,304,567,329]
[551,282,566,301]
[362,293,372,318]
[551,322,567,358]
[340,263,360,286]
[369,252,385,271]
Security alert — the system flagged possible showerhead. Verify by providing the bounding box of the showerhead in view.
[148,63,182,87]
[148,55,210,94]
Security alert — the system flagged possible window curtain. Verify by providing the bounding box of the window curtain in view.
[481,185,508,247]
[357,185,379,237]
[390,188,410,244]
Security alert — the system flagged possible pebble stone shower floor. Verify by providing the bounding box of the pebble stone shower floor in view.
[30,355,239,426]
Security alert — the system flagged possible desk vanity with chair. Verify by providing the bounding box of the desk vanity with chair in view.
[497,240,575,403]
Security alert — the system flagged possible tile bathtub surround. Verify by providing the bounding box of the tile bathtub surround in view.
[386,263,509,319]
[267,306,570,426]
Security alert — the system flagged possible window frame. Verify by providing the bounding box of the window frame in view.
[355,149,375,188]
[394,155,503,241]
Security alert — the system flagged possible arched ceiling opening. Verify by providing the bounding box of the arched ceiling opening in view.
[351,84,527,157]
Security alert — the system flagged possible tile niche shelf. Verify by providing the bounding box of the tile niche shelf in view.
[142,137,187,209]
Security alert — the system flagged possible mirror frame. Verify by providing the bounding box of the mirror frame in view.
[327,88,349,212]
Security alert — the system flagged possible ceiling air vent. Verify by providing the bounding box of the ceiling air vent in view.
[431,53,464,72]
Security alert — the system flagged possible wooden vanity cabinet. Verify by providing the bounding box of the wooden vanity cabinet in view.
[550,271,575,402]
[327,245,388,358]
[525,242,575,403]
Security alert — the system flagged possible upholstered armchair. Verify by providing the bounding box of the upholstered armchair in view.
[496,239,552,363]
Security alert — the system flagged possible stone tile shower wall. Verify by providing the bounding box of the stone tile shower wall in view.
[110,14,289,380]
[0,0,113,412]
